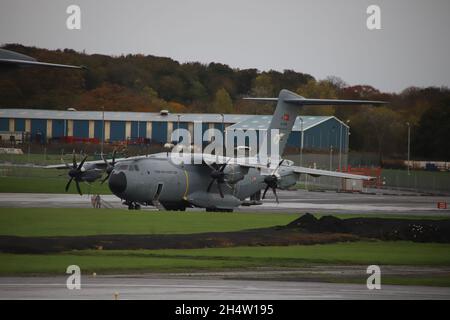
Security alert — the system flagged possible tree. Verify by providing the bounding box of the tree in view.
[296,79,337,116]
[349,107,404,163]
[210,88,233,113]
[413,98,450,160]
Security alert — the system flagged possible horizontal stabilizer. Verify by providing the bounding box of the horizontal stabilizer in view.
[244,97,386,106]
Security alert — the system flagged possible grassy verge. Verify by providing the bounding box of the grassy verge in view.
[1,242,450,287]
[1,208,448,237]
[0,176,111,194]
[1,208,449,237]
[0,208,297,236]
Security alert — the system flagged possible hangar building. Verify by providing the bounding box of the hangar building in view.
[0,109,349,154]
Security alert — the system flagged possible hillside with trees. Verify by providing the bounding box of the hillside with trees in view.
[0,44,449,161]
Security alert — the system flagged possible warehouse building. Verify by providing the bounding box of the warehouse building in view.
[0,109,349,154]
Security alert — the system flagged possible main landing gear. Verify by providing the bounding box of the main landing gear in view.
[126,202,141,210]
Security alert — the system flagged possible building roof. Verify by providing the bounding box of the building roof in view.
[0,109,348,131]
[0,108,253,123]
[226,115,348,132]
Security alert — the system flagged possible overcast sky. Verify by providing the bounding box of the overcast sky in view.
[1,0,449,93]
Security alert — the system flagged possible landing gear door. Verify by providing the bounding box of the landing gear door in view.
[154,183,163,200]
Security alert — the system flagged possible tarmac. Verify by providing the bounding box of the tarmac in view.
[1,274,450,300]
[0,189,449,216]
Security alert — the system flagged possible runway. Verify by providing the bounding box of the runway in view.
[0,189,448,216]
[1,274,450,300]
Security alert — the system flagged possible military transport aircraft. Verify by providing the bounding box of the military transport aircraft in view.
[47,89,385,211]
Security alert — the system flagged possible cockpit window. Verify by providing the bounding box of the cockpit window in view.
[117,165,128,170]
[134,165,139,171]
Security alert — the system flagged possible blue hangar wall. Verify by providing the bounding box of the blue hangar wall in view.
[0,116,348,152]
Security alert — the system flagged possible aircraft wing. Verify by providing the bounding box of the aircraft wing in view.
[44,159,108,169]
[43,155,148,169]
[290,166,374,180]
[0,59,85,69]
[200,154,373,180]
[0,48,85,70]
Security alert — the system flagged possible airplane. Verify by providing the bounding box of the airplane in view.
[46,89,386,211]
[0,48,85,71]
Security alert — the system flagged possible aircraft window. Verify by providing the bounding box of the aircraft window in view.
[117,165,128,170]
[134,165,140,171]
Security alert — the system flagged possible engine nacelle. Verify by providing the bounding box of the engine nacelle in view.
[223,165,249,184]
[277,172,300,189]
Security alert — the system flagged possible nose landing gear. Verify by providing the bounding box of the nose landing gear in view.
[124,201,141,210]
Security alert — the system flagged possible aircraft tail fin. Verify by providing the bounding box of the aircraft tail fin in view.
[244,89,386,157]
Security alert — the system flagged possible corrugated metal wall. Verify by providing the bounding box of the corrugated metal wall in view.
[109,121,126,141]
[30,119,47,143]
[73,120,89,138]
[14,119,25,131]
[130,121,146,139]
[151,121,167,143]
[0,118,8,131]
[94,120,103,140]
[52,119,65,138]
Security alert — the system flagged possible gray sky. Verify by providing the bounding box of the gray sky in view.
[1,0,449,93]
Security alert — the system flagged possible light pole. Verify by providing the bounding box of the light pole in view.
[177,114,181,144]
[220,113,225,157]
[406,122,411,175]
[329,145,333,171]
[345,120,351,169]
[101,106,105,156]
[299,117,304,167]
[339,121,343,172]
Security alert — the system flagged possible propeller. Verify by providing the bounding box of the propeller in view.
[262,159,285,203]
[205,158,231,198]
[65,151,88,196]
[101,149,117,184]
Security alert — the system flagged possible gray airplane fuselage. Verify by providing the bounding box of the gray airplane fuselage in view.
[108,152,297,210]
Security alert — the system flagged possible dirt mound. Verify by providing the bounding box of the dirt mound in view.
[1,214,449,254]
[0,230,358,254]
[287,214,450,242]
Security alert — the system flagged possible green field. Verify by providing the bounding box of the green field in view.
[0,208,297,236]
[0,208,449,286]
[0,153,62,165]
[1,242,450,286]
[1,208,447,237]
[0,176,111,194]
[0,166,111,194]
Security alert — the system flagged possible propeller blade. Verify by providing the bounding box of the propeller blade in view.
[273,159,285,176]
[217,181,224,198]
[206,179,215,192]
[72,150,77,168]
[77,155,88,171]
[272,187,279,203]
[65,177,73,192]
[204,161,216,171]
[101,152,108,166]
[112,149,117,165]
[75,180,82,196]
[262,185,270,199]
[101,172,111,184]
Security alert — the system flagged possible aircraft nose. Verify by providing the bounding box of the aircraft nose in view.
[108,171,127,194]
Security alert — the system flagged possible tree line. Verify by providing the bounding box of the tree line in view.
[0,44,449,161]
